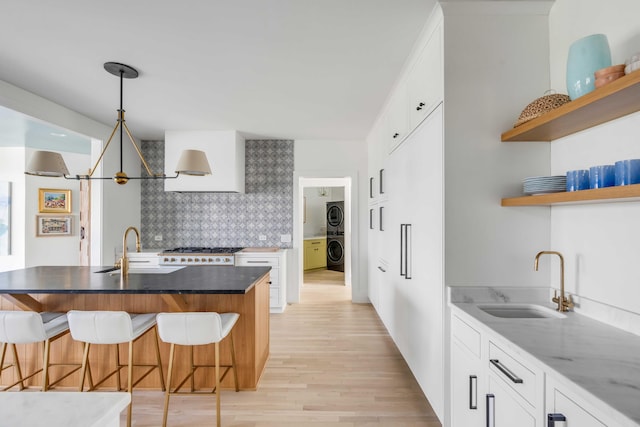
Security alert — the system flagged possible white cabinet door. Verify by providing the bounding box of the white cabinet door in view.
[235,251,286,313]
[545,378,607,427]
[408,23,443,130]
[487,374,537,427]
[385,105,445,418]
[451,340,484,427]
[387,82,409,153]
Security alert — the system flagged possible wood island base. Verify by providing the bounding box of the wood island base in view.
[0,273,270,391]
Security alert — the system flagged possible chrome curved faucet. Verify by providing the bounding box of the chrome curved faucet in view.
[118,226,141,279]
[534,251,574,312]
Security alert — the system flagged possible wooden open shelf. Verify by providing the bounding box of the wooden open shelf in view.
[501,184,640,206]
[502,71,640,142]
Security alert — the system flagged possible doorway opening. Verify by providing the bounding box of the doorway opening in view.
[294,176,353,303]
[303,186,345,287]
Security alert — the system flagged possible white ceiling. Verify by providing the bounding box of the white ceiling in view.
[0,0,436,142]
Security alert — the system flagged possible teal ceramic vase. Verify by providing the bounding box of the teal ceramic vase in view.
[566,34,612,100]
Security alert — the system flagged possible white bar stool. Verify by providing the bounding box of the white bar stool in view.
[156,312,240,427]
[0,311,81,391]
[67,310,165,427]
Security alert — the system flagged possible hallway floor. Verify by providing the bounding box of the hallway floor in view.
[121,278,441,426]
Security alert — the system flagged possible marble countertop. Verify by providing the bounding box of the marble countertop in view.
[0,392,130,427]
[449,286,640,425]
[304,236,326,240]
[239,247,282,253]
[0,265,270,295]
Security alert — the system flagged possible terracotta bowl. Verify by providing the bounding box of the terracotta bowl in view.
[594,64,625,78]
[595,72,625,88]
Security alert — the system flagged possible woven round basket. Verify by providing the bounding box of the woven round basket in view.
[514,93,571,127]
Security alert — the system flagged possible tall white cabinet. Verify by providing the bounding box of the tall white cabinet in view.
[367,12,445,418]
[366,3,553,424]
[387,105,444,413]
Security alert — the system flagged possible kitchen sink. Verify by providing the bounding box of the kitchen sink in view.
[104,266,186,275]
[477,303,566,319]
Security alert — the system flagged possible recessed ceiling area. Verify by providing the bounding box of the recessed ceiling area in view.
[0,105,92,153]
[0,1,436,141]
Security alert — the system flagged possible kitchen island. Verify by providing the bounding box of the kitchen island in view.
[0,265,271,390]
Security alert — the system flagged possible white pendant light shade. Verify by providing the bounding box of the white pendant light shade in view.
[174,149,212,176]
[25,150,70,177]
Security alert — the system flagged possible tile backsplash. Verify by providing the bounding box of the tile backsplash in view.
[140,139,293,249]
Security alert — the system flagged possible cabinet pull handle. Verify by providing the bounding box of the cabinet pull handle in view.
[486,394,495,427]
[469,375,478,410]
[400,224,406,276]
[548,413,567,427]
[247,260,269,264]
[370,209,374,230]
[369,177,374,198]
[405,224,412,280]
[311,241,321,245]
[379,169,385,194]
[377,266,386,273]
[392,132,400,139]
[490,359,523,384]
[379,206,384,232]
[416,101,426,111]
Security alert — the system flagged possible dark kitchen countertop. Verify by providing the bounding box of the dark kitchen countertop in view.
[0,265,271,295]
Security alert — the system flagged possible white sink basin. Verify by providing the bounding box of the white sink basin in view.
[108,266,186,275]
[477,303,566,319]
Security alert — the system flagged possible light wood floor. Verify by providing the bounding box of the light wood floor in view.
[125,274,440,426]
[303,268,345,286]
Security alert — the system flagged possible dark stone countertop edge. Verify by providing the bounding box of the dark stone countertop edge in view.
[0,266,271,295]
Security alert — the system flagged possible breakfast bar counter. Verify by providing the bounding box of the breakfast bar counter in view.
[0,265,271,390]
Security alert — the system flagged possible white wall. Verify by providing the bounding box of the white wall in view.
[97,139,141,265]
[548,0,640,314]
[442,2,553,287]
[295,139,368,302]
[24,148,89,267]
[303,186,343,237]
[303,187,327,237]
[0,148,26,272]
[0,79,141,266]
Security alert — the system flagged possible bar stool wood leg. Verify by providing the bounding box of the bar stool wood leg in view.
[42,339,51,391]
[1,344,24,391]
[79,342,91,391]
[115,344,122,391]
[215,341,221,427]
[153,326,166,391]
[0,342,7,372]
[0,342,6,382]
[127,340,134,427]
[230,332,239,392]
[162,343,176,427]
[12,344,25,391]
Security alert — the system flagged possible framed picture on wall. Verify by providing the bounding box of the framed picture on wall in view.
[36,215,72,237]
[39,188,71,213]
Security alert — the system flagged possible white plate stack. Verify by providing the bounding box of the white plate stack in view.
[523,176,566,195]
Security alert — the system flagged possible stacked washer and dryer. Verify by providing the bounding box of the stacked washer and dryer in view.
[326,201,344,272]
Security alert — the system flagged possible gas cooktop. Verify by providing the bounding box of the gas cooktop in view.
[159,247,244,266]
[162,247,244,254]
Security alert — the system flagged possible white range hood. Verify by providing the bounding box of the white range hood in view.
[164,130,245,192]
